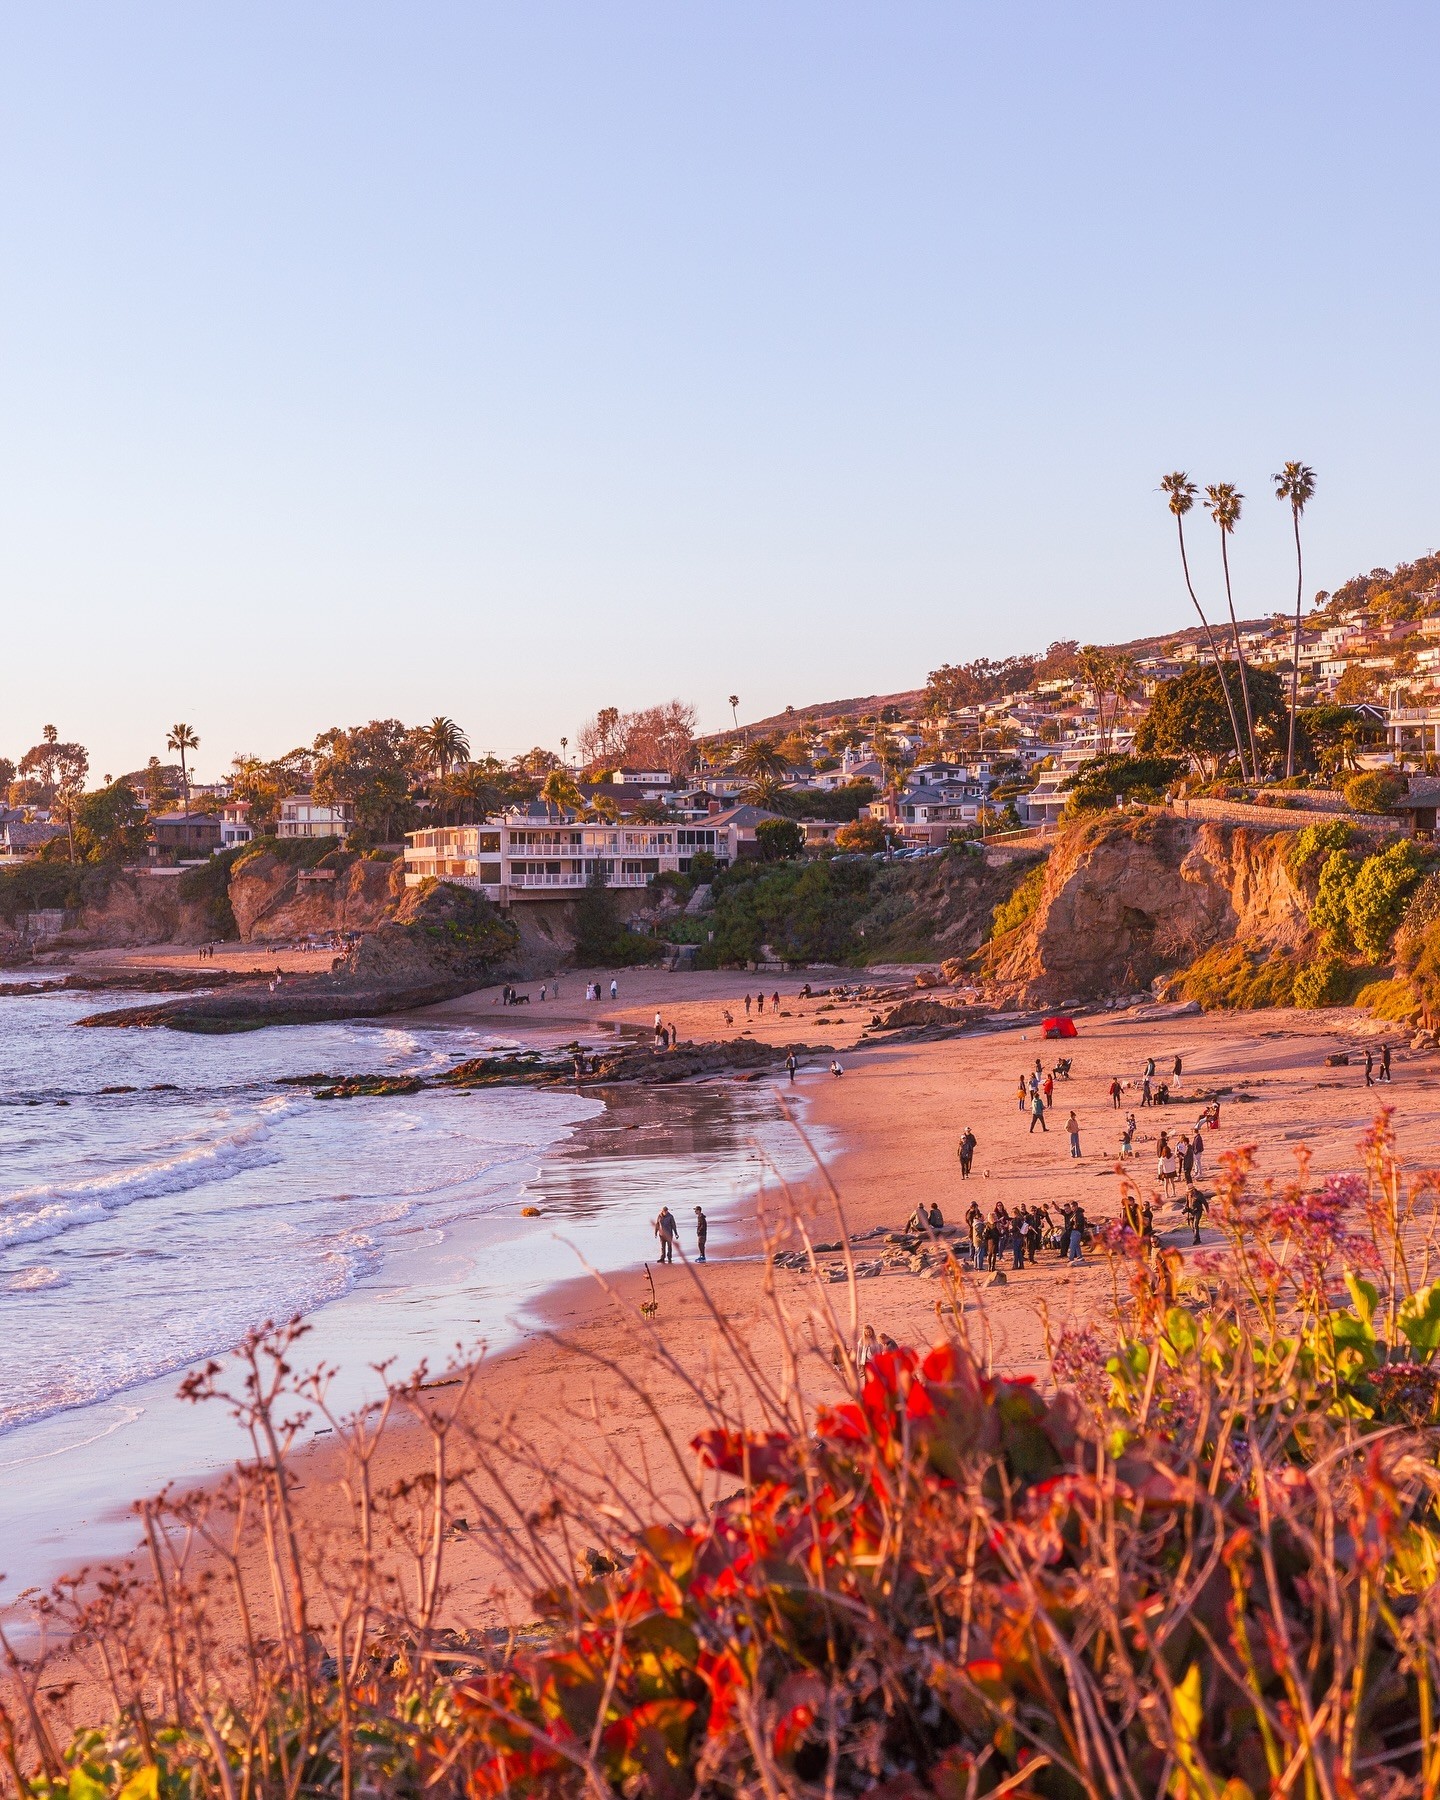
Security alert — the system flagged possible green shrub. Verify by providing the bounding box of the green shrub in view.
[571,869,667,966]
[1064,753,1185,813]
[1174,943,1297,1008]
[755,818,804,862]
[1344,770,1406,813]
[1313,849,1360,949]
[1287,817,1354,880]
[1292,951,1349,1008]
[176,846,244,938]
[987,862,1046,939]
[1348,840,1424,961]
[699,857,875,966]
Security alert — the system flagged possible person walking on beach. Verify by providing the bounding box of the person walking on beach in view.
[1381,1042,1392,1082]
[1065,1110,1081,1158]
[694,1206,708,1262]
[772,992,780,1012]
[1140,1074,1153,1108]
[654,1206,678,1264]
[786,1051,797,1082]
[744,993,752,1017]
[1029,1089,1048,1133]
[1184,1187,1208,1245]
[756,992,765,1014]
[958,1127,976,1178]
[1017,1076,1028,1112]
[1109,1076,1123,1109]
[1144,1056,1156,1081]
[1172,1054,1183,1088]
[1364,1047,1374,1087]
[1042,1071,1054,1110]
[1067,1206,1085,1262]
[610,979,618,1000]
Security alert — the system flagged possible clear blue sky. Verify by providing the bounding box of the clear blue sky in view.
[2,4,1437,781]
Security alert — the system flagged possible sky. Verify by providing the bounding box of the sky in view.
[2,4,1438,782]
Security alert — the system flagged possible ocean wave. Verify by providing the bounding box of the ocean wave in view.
[0,1264,66,1292]
[0,1107,289,1250]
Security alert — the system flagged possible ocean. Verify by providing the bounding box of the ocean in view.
[0,984,815,1597]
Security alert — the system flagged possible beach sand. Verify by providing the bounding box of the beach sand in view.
[20,969,1434,1735]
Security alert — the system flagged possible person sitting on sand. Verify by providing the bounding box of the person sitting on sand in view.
[830,1060,844,1077]
[927,1201,944,1231]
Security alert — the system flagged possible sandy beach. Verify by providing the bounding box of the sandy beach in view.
[17,959,1434,1743]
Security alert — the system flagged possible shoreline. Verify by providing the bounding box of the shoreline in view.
[0,1054,824,1604]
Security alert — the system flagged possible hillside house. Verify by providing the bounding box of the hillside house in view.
[278,794,354,841]
[147,811,223,866]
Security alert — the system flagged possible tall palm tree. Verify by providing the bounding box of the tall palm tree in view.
[1161,472,1248,780]
[1203,483,1259,780]
[421,716,470,779]
[728,695,739,733]
[1274,461,1318,778]
[166,723,199,812]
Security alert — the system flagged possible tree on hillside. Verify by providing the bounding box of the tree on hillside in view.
[1203,483,1260,777]
[52,743,90,864]
[728,694,740,733]
[1160,472,1249,780]
[756,817,805,862]
[19,724,63,793]
[73,780,146,862]
[1300,705,1380,779]
[166,723,199,811]
[312,719,421,844]
[419,717,471,779]
[1274,462,1318,778]
[1136,662,1289,778]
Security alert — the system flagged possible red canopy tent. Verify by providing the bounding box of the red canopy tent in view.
[1041,1016,1078,1039]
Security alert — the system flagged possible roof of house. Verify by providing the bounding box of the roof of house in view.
[705,805,788,831]
[2,821,66,847]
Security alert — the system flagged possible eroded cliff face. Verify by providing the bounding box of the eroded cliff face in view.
[985,815,1311,1004]
[38,874,213,950]
[229,854,406,942]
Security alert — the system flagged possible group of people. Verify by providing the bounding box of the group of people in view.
[742,991,783,1017]
[652,1012,681,1050]
[652,1204,708,1264]
[1362,1044,1393,1086]
[585,980,620,1002]
[963,1199,1088,1268]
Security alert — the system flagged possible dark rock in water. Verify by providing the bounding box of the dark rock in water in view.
[314,1076,425,1100]
[99,1085,137,1094]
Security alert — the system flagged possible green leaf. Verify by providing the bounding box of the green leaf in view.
[1164,1307,1199,1359]
[117,1769,158,1800]
[1399,1281,1440,1358]
[64,1772,110,1800]
[1345,1271,1379,1325]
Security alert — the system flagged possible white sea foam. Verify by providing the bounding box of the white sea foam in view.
[0,1109,288,1249]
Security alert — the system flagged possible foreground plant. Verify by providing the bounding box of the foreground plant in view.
[4,1114,1440,1799]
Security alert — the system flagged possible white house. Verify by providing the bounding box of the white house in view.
[220,801,254,850]
[278,794,354,841]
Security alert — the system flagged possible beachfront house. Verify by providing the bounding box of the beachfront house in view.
[278,794,354,841]
[404,805,726,901]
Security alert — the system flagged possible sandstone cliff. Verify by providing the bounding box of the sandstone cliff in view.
[229,851,406,942]
[983,815,1312,1004]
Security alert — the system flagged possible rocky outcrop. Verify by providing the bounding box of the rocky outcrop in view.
[334,880,521,987]
[30,872,214,950]
[229,852,405,942]
[984,815,1312,1005]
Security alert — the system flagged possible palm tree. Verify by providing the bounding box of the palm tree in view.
[728,695,739,734]
[1203,483,1259,780]
[1161,472,1248,780]
[540,768,584,814]
[421,716,470,779]
[736,737,787,783]
[1274,461,1318,778]
[166,723,199,812]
